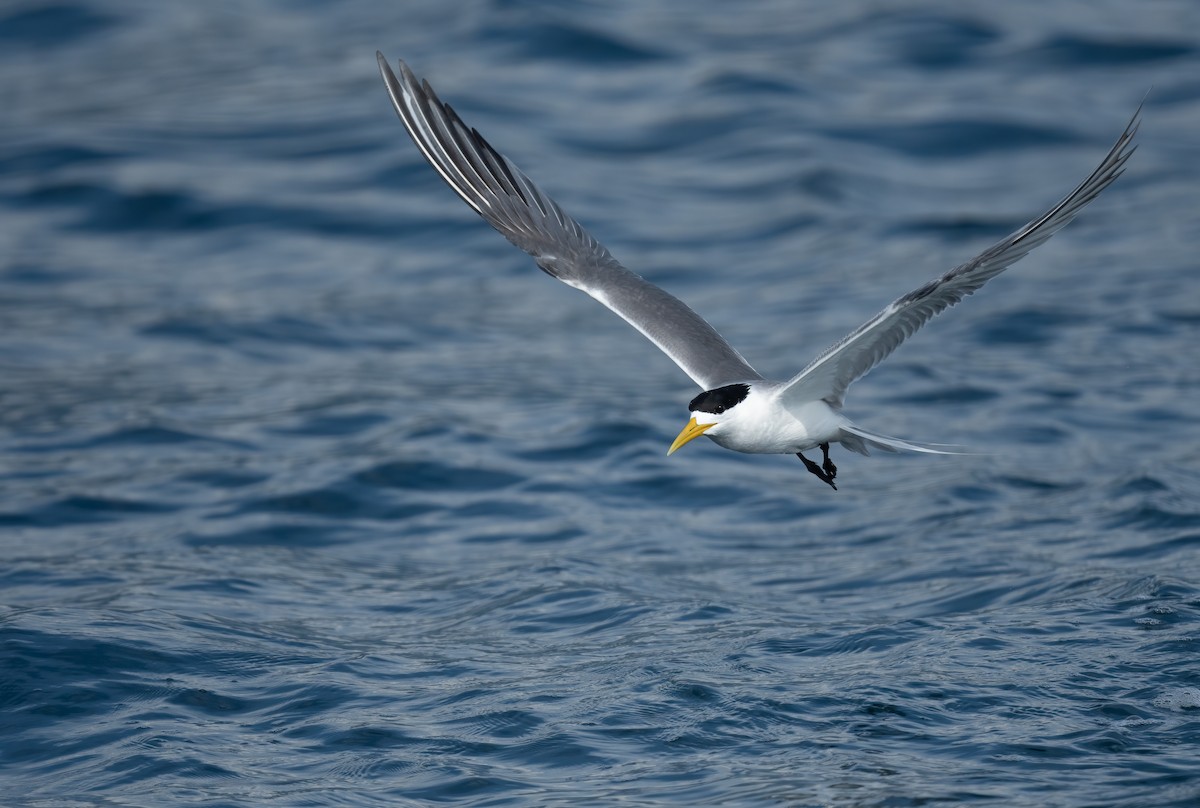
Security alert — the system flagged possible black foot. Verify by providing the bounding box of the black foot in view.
[820,443,837,480]
[797,451,837,490]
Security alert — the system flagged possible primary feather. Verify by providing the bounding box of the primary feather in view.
[377,53,762,391]
[780,107,1140,410]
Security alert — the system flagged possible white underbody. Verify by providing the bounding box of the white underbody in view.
[689,382,956,458]
[699,386,846,455]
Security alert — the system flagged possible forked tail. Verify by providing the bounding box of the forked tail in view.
[838,422,967,456]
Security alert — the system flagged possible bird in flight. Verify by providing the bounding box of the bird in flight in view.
[377,53,1138,490]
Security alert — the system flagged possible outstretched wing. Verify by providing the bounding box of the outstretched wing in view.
[780,105,1140,410]
[377,53,762,390]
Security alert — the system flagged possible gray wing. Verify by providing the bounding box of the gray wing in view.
[780,104,1140,410]
[377,53,762,390]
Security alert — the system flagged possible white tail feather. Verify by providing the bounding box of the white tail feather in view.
[838,422,968,456]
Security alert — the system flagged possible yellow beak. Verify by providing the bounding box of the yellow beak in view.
[667,417,714,456]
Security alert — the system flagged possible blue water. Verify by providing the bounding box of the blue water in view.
[3,1,1200,804]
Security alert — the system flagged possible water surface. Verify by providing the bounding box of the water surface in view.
[3,1,1200,804]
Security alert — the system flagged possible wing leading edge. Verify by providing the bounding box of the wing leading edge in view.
[377,53,762,390]
[780,105,1140,410]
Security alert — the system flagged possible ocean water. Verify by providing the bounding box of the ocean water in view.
[3,0,1200,804]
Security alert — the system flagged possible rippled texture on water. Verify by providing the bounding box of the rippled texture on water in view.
[3,1,1200,805]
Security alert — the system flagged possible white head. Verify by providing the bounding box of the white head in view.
[667,383,752,455]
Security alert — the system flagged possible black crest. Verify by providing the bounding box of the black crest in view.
[688,383,751,415]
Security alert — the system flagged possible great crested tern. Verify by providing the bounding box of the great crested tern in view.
[377,53,1139,489]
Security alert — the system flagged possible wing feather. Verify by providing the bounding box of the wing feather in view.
[781,104,1140,409]
[377,53,762,390]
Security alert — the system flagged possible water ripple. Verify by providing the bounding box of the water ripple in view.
[2,1,1199,805]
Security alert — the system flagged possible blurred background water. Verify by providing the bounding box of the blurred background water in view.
[2,0,1199,804]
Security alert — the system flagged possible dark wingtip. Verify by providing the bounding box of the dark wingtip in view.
[376,51,398,87]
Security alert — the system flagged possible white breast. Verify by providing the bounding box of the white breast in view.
[706,390,844,455]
